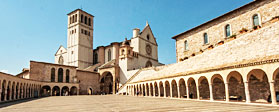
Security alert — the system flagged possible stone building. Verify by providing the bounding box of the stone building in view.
[123,0,279,105]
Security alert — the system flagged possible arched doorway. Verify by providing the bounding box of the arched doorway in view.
[179,78,186,98]
[11,82,15,100]
[150,83,154,96]
[70,86,78,95]
[165,81,170,97]
[227,71,245,101]
[159,81,164,97]
[41,85,51,97]
[212,74,225,100]
[61,86,69,96]
[198,76,210,100]
[187,78,197,99]
[88,88,93,95]
[154,82,159,96]
[248,69,270,103]
[146,83,149,96]
[58,68,63,82]
[16,83,19,99]
[100,72,113,94]
[1,80,6,101]
[171,80,178,98]
[271,68,279,102]
[52,86,60,96]
[7,81,11,100]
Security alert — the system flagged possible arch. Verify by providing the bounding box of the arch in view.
[154,82,159,96]
[11,82,15,100]
[139,84,142,96]
[203,33,209,44]
[1,80,6,101]
[227,71,245,101]
[51,68,55,82]
[58,68,63,82]
[100,72,113,94]
[108,49,111,61]
[81,14,84,23]
[7,81,11,100]
[171,80,178,98]
[272,67,279,102]
[58,56,64,65]
[145,61,152,68]
[19,83,22,99]
[178,78,186,98]
[61,86,69,96]
[198,76,210,100]
[41,85,51,97]
[145,83,149,96]
[88,88,93,95]
[247,69,270,102]
[16,82,19,99]
[66,69,70,83]
[70,86,78,95]
[52,86,60,96]
[150,83,154,96]
[187,78,197,99]
[252,14,260,27]
[159,81,164,97]
[225,24,231,37]
[212,74,225,100]
[84,16,88,24]
[133,85,136,96]
[74,14,77,22]
[165,81,170,97]
[88,18,91,26]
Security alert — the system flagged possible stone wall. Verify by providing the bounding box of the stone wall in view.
[76,70,100,95]
[174,0,279,62]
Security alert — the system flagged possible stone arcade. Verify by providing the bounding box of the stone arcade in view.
[0,0,279,106]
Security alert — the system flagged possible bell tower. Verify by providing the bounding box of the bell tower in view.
[67,9,94,69]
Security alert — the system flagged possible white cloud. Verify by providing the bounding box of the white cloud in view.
[0,70,8,73]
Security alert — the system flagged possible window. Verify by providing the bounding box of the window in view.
[147,34,150,40]
[51,68,55,82]
[145,61,152,67]
[88,32,90,36]
[72,15,75,23]
[74,14,77,22]
[58,68,63,82]
[81,29,84,34]
[184,40,188,51]
[253,14,260,27]
[108,49,111,61]
[93,52,98,64]
[203,33,209,44]
[81,14,84,23]
[70,17,72,24]
[225,24,231,37]
[89,18,91,26]
[66,69,70,83]
[85,16,88,24]
[58,56,64,65]
[85,30,87,35]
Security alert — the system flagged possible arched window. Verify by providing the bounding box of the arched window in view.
[253,14,260,27]
[88,18,91,26]
[70,17,72,24]
[225,24,231,37]
[147,34,150,40]
[74,14,77,22]
[66,69,70,83]
[203,33,209,44]
[51,68,55,82]
[81,14,84,23]
[184,40,188,51]
[72,15,74,23]
[108,49,111,61]
[145,61,152,67]
[58,56,64,65]
[58,68,63,83]
[85,16,88,24]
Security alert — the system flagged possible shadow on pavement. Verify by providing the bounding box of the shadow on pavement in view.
[0,97,48,108]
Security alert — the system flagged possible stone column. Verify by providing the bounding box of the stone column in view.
[209,83,214,101]
[186,86,190,99]
[164,84,166,98]
[196,84,200,100]
[244,82,251,103]
[269,81,277,105]
[4,90,7,101]
[225,82,229,102]
[177,85,181,98]
[148,85,151,97]
[0,89,2,102]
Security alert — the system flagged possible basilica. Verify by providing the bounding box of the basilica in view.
[0,0,279,105]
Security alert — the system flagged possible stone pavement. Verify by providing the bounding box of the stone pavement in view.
[0,95,278,112]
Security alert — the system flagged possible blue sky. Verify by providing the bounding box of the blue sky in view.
[0,0,252,75]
